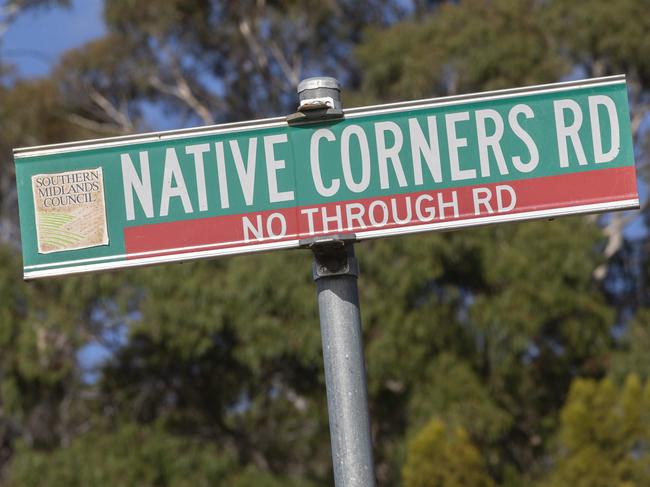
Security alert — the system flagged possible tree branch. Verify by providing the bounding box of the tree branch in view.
[65,113,127,135]
[149,68,216,126]
[87,87,135,133]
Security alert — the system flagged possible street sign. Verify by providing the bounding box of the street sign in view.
[15,75,638,279]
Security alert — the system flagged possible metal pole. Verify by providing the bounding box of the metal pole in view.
[312,241,376,487]
[291,77,376,487]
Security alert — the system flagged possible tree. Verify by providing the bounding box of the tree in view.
[541,375,650,487]
[5,421,310,486]
[93,0,407,124]
[402,418,494,487]
[355,0,565,103]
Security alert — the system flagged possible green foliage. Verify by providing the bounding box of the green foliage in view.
[358,218,613,482]
[541,375,650,487]
[227,466,314,487]
[402,418,494,487]
[7,422,234,487]
[356,0,566,103]
[0,241,138,463]
[544,0,650,82]
[407,353,511,442]
[611,310,650,381]
[6,419,314,486]
[96,253,332,481]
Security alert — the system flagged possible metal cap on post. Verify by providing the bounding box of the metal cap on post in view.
[297,77,376,487]
[287,76,343,124]
[298,76,342,111]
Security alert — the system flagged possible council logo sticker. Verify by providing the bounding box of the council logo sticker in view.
[32,168,109,254]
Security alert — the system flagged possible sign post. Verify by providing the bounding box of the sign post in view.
[295,77,376,486]
[311,238,375,487]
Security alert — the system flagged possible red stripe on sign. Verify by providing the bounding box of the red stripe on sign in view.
[298,165,638,236]
[124,166,637,258]
[124,207,299,256]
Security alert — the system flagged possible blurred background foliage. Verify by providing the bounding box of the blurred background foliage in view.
[1,0,650,485]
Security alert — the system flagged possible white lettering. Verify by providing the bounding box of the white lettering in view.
[301,208,319,235]
[242,215,263,241]
[391,196,412,224]
[264,134,294,203]
[554,99,587,167]
[185,143,210,211]
[215,142,229,209]
[341,125,371,193]
[508,104,539,173]
[496,185,516,212]
[375,121,407,189]
[368,200,389,226]
[230,138,258,206]
[415,194,436,222]
[476,109,508,177]
[160,148,193,217]
[438,191,459,219]
[267,212,286,239]
[410,116,442,185]
[589,95,620,163]
[473,187,494,215]
[346,203,367,231]
[446,112,476,181]
[121,151,153,220]
[322,205,343,233]
[310,129,340,197]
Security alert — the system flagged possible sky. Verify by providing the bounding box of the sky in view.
[1,0,105,78]
[1,0,181,130]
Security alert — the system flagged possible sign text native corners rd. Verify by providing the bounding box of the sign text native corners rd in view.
[14,75,639,279]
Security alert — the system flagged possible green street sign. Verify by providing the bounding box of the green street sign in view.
[15,75,638,279]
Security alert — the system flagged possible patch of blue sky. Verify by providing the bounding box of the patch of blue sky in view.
[77,341,112,384]
[1,0,105,78]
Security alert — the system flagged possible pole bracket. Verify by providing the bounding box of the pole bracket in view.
[286,106,343,125]
[302,235,358,280]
